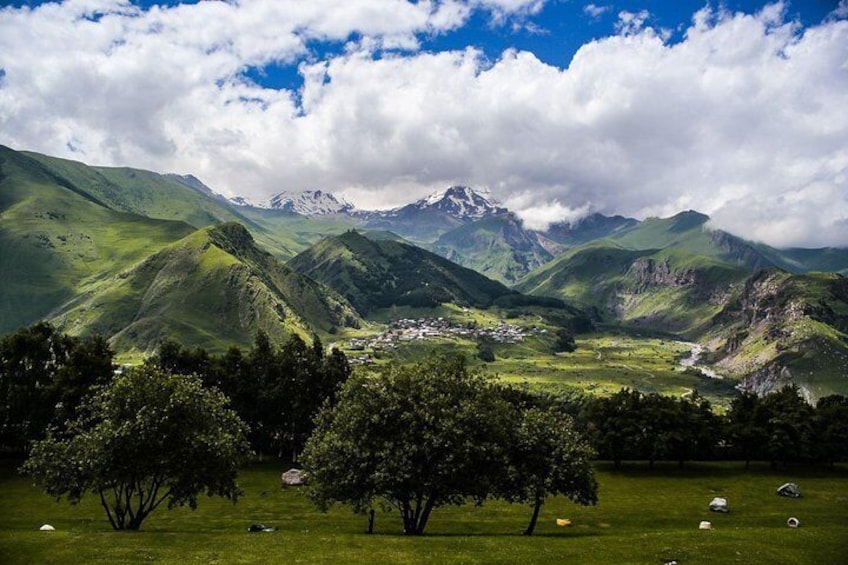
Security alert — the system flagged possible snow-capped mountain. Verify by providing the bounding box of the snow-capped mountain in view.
[363,186,508,242]
[229,190,354,215]
[228,195,259,207]
[404,185,506,221]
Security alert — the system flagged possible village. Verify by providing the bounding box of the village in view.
[338,317,546,364]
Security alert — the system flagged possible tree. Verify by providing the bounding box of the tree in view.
[301,355,510,535]
[0,323,113,453]
[476,338,495,362]
[148,338,209,377]
[814,395,848,467]
[553,329,576,353]
[499,406,597,535]
[22,366,250,530]
[725,391,769,467]
[150,332,352,457]
[582,388,643,469]
[760,385,814,467]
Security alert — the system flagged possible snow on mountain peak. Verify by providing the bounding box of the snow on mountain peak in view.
[230,190,354,215]
[416,186,504,220]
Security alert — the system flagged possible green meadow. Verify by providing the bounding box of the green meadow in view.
[335,305,739,408]
[1,460,845,564]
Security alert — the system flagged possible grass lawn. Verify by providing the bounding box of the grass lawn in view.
[1,460,845,564]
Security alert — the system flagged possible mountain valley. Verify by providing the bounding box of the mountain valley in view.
[2,144,847,400]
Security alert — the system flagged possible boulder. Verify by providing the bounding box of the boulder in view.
[777,483,801,498]
[709,497,729,513]
[39,524,55,531]
[281,468,305,486]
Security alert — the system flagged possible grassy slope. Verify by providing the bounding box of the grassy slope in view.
[53,223,361,354]
[431,214,555,284]
[706,270,848,401]
[0,147,194,334]
[754,244,848,276]
[516,241,749,336]
[235,206,360,259]
[2,460,846,564]
[20,149,299,258]
[289,231,513,315]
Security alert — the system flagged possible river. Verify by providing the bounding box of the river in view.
[678,342,725,380]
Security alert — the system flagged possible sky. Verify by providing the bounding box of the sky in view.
[0,0,847,248]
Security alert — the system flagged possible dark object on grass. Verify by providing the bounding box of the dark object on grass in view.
[777,483,801,498]
[709,497,728,512]
[248,524,276,532]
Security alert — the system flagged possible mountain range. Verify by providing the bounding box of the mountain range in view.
[2,144,847,399]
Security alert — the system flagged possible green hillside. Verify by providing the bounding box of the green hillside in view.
[20,151,242,228]
[515,241,750,335]
[431,213,556,284]
[235,206,360,258]
[544,213,638,247]
[608,211,774,270]
[0,146,194,334]
[288,230,514,315]
[705,269,848,401]
[754,245,848,276]
[53,223,362,354]
[19,148,300,258]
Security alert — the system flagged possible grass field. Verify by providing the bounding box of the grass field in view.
[1,460,845,564]
[333,306,740,408]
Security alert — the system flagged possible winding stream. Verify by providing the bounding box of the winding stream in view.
[678,342,725,380]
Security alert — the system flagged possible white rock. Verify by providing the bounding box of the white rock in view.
[39,524,55,531]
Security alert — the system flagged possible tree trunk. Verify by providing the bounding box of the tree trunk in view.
[415,495,437,535]
[400,500,417,535]
[366,509,375,534]
[524,495,544,536]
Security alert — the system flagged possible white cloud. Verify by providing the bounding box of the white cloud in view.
[615,9,650,36]
[583,4,610,20]
[474,0,547,22]
[513,200,592,231]
[1,1,847,248]
[830,0,848,20]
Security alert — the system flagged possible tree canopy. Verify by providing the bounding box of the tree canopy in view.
[499,405,597,535]
[302,354,597,535]
[22,366,250,530]
[0,322,113,453]
[149,331,351,457]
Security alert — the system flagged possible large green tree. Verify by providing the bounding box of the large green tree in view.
[301,355,510,535]
[499,406,597,535]
[22,366,250,530]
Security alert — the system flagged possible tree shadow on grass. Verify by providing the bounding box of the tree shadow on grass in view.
[593,461,848,479]
[363,530,602,539]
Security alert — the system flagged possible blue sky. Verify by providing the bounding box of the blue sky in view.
[6,1,839,89]
[0,1,847,246]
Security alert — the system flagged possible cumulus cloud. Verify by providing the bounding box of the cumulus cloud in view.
[0,1,847,248]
